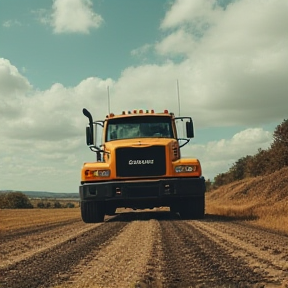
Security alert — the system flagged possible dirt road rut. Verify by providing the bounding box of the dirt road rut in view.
[0,212,287,287]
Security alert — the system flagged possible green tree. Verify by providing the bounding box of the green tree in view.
[205,179,213,192]
[37,201,45,208]
[54,201,62,208]
[229,156,253,181]
[213,173,229,189]
[65,202,75,208]
[270,119,288,169]
[0,192,33,209]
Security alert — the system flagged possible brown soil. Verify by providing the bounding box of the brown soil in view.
[1,211,288,288]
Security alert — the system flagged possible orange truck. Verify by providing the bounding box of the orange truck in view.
[80,108,206,223]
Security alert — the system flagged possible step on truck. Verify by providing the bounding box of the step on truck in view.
[79,108,206,223]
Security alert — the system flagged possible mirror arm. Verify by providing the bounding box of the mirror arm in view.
[177,138,190,148]
[89,145,110,154]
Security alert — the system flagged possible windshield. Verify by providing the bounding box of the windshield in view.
[106,116,174,141]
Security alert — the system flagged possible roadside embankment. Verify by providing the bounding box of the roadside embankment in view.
[206,166,288,235]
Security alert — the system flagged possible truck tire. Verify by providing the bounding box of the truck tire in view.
[179,197,205,220]
[81,201,105,223]
[105,205,117,216]
[170,205,178,214]
[194,196,205,219]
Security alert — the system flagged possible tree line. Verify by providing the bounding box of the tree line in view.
[0,192,76,209]
[206,119,288,191]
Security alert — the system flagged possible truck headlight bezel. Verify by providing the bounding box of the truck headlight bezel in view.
[93,170,110,177]
[174,165,197,173]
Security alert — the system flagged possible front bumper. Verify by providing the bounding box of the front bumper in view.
[79,176,206,203]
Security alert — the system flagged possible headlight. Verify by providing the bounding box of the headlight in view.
[93,170,110,177]
[175,165,197,173]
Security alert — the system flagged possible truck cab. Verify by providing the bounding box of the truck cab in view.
[80,109,206,223]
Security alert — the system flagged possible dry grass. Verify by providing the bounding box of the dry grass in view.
[0,208,81,232]
[206,166,288,234]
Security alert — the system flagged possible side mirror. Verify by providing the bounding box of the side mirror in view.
[83,108,94,146]
[186,120,194,138]
[86,126,93,145]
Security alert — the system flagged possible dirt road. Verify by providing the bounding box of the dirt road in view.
[0,211,287,288]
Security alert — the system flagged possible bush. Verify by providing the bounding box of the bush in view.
[54,201,62,208]
[0,192,33,209]
[37,201,45,208]
[45,201,51,208]
[65,202,75,208]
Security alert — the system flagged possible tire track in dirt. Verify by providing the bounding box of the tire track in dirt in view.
[0,218,128,288]
[1,211,288,288]
[190,219,288,286]
[139,213,288,287]
[59,212,160,288]
[159,220,266,287]
[0,218,80,243]
[0,219,85,268]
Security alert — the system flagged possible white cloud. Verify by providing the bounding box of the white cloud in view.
[136,0,288,126]
[182,128,273,180]
[131,44,153,57]
[155,29,197,56]
[51,0,103,34]
[160,0,220,30]
[1,0,288,192]
[0,58,277,192]
[0,61,112,192]
[0,58,31,96]
[0,59,32,121]
[37,0,103,34]
[2,20,22,28]
[121,0,288,127]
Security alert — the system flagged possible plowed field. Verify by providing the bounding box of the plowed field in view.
[1,210,288,288]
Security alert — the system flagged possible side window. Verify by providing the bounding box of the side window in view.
[175,119,185,138]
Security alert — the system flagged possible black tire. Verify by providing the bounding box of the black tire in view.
[81,201,105,223]
[170,205,178,214]
[105,205,117,216]
[196,196,205,219]
[179,197,205,220]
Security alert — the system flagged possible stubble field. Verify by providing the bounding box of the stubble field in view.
[0,207,288,288]
[1,168,288,287]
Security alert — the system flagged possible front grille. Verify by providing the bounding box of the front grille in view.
[116,146,166,177]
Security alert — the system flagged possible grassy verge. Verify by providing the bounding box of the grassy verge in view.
[206,167,288,235]
[0,208,81,232]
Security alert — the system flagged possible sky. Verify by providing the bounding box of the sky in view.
[0,0,287,193]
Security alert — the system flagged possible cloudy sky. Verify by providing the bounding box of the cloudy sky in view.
[0,0,287,193]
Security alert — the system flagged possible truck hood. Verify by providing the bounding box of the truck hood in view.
[104,138,176,150]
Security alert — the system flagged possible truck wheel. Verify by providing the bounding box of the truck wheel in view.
[105,205,116,216]
[195,196,205,219]
[81,201,105,223]
[179,200,193,219]
[179,197,205,220]
[170,205,178,214]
